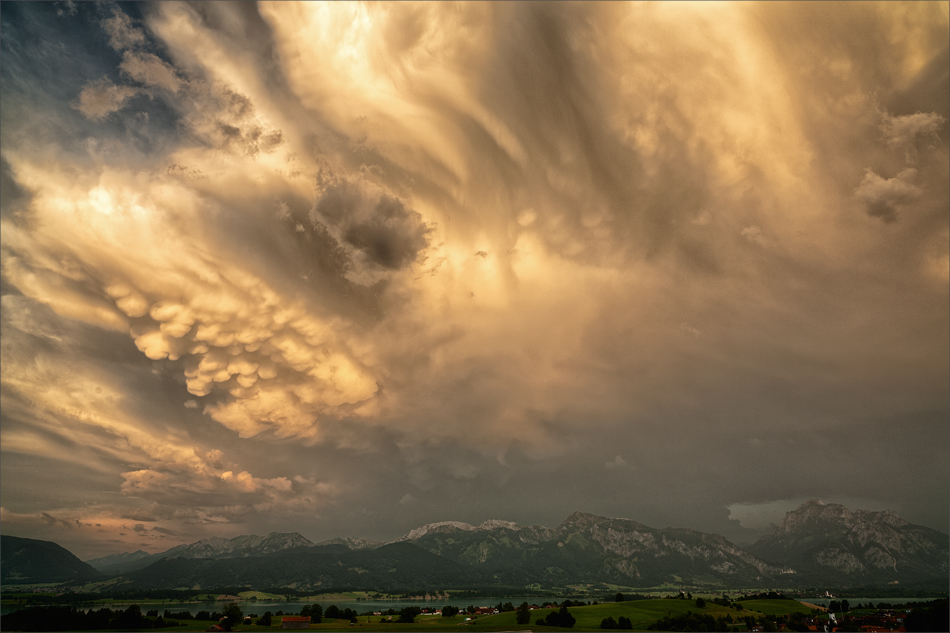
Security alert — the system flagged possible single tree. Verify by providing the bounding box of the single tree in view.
[696,597,706,608]
[543,605,576,628]
[398,607,421,623]
[615,593,625,603]
[221,602,243,632]
[516,602,531,625]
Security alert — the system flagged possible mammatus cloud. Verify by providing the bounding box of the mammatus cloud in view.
[1,2,947,556]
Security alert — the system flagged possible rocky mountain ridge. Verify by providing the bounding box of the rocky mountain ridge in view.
[86,531,314,574]
[747,499,948,585]
[57,501,949,590]
[400,511,794,587]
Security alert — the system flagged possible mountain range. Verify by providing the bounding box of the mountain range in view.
[6,501,947,591]
[746,499,948,586]
[85,532,316,575]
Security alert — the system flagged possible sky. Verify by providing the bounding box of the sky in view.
[1,1,947,561]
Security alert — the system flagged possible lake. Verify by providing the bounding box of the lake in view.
[804,597,943,607]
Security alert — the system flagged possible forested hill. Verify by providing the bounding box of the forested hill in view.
[1,535,104,584]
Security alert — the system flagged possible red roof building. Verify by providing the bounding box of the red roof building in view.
[281,615,312,629]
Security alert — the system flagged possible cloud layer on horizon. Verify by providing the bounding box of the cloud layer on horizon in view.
[1,1,947,558]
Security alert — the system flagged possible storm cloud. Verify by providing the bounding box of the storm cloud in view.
[1,2,947,559]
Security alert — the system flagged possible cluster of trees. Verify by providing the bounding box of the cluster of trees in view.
[904,599,949,632]
[281,602,360,623]
[298,603,323,622]
[396,607,420,623]
[516,602,532,625]
[535,605,576,628]
[559,599,588,608]
[324,605,359,621]
[188,603,243,629]
[611,592,647,603]
[706,596,744,609]
[0,604,180,631]
[600,615,634,629]
[827,599,851,613]
[375,606,421,623]
[647,612,738,632]
[739,615,780,632]
[369,606,423,623]
[737,591,787,601]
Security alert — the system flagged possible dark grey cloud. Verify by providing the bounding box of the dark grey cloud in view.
[0,155,31,221]
[314,183,431,271]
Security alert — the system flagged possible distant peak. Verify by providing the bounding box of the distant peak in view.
[779,499,915,533]
[397,518,528,541]
[400,521,477,541]
[560,511,608,527]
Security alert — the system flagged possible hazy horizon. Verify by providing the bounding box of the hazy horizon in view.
[2,1,947,561]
